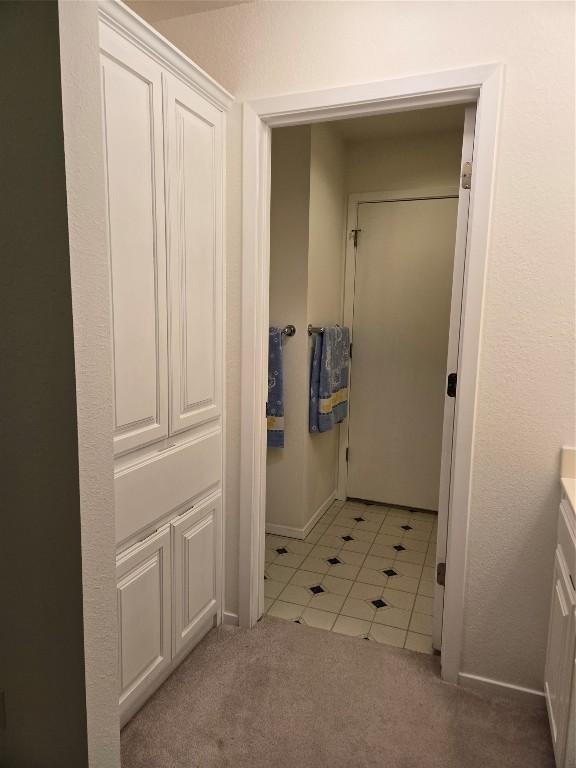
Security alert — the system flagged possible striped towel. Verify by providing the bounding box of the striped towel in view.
[266,327,284,447]
[309,326,350,433]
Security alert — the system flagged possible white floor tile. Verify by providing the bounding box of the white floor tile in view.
[265,563,296,584]
[264,597,273,612]
[394,549,426,565]
[289,570,325,588]
[268,600,303,621]
[372,606,412,630]
[301,607,337,631]
[349,581,381,600]
[368,623,406,648]
[405,632,433,654]
[421,565,435,582]
[327,563,360,580]
[409,611,433,635]
[278,584,312,606]
[264,579,285,599]
[299,555,331,574]
[340,596,376,621]
[417,580,435,597]
[356,567,389,587]
[309,592,345,613]
[274,552,307,569]
[386,575,419,594]
[414,594,434,615]
[322,574,354,596]
[332,615,371,638]
[381,587,415,612]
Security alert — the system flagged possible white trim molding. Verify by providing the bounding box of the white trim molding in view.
[239,64,504,686]
[223,611,239,626]
[266,492,336,541]
[458,672,545,704]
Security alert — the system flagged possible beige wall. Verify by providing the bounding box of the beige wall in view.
[267,123,346,533]
[266,126,311,531]
[143,1,576,691]
[306,123,346,519]
[346,130,463,194]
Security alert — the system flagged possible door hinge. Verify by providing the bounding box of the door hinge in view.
[436,562,446,587]
[350,229,361,248]
[447,372,457,398]
[349,342,352,359]
[461,161,472,190]
[345,447,350,462]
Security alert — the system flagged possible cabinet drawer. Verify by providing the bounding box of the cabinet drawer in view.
[116,526,172,721]
[172,493,222,656]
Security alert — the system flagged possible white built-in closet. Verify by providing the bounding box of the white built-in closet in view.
[98,2,231,724]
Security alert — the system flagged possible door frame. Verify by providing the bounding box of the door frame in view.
[239,64,503,685]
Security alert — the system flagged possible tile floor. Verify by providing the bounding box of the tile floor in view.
[264,499,438,654]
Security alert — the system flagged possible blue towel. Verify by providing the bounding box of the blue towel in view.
[267,328,284,447]
[309,326,350,433]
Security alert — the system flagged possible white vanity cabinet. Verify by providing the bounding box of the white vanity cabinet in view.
[98,1,231,724]
[545,494,576,768]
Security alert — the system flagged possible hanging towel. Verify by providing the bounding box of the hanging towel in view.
[267,327,285,447]
[309,326,350,433]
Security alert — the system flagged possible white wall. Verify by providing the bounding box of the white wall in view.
[266,123,345,533]
[59,2,120,765]
[143,1,576,691]
[267,126,312,532]
[306,123,346,518]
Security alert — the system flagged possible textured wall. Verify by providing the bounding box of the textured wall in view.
[59,2,121,765]
[142,1,576,689]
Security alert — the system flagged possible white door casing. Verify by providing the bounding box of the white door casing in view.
[433,105,477,650]
[100,24,169,456]
[164,72,224,436]
[240,66,503,687]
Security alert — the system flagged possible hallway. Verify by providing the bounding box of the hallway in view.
[121,618,554,768]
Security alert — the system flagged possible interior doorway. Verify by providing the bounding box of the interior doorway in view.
[239,65,502,684]
[261,102,475,660]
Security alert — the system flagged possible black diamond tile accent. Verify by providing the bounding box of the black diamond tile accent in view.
[294,619,302,624]
[393,544,406,552]
[327,557,341,565]
[309,585,324,595]
[341,535,354,542]
[275,547,288,554]
[400,524,413,531]
[353,516,365,522]
[383,568,398,577]
[371,598,388,609]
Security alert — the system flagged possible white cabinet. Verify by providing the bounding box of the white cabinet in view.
[116,527,172,720]
[164,73,223,436]
[545,497,576,768]
[172,494,222,655]
[98,0,231,723]
[100,24,169,457]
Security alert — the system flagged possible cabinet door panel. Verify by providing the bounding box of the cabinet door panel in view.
[100,25,168,454]
[116,526,171,717]
[545,549,575,763]
[164,74,223,434]
[172,494,222,654]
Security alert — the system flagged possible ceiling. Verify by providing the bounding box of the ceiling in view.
[330,105,467,142]
[128,0,250,24]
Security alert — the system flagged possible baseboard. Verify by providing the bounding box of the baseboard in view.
[223,611,239,626]
[266,491,336,540]
[458,672,545,704]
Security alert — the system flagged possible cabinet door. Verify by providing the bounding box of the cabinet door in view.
[545,549,576,764]
[100,25,169,455]
[116,526,171,718]
[164,73,224,435]
[172,493,222,655]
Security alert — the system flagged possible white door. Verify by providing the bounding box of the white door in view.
[346,196,459,509]
[163,72,224,436]
[116,526,171,721]
[171,493,222,655]
[100,25,169,456]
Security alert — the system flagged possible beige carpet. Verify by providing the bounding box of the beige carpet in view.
[121,618,554,768]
